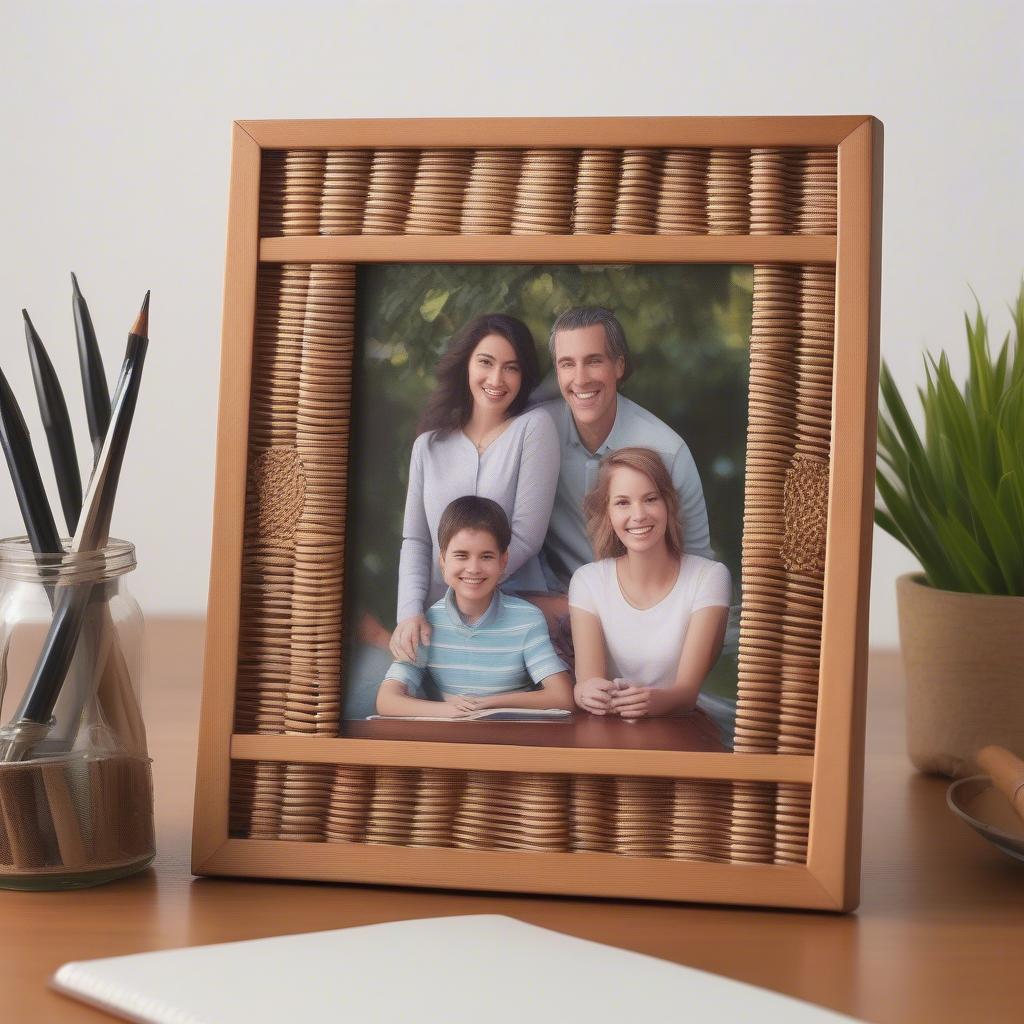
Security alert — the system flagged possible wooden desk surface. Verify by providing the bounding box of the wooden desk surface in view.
[3,619,1022,1023]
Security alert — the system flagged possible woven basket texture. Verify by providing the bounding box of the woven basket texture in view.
[259,147,836,237]
[230,761,809,863]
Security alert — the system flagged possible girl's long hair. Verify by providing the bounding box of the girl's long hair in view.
[583,447,685,560]
[417,314,541,439]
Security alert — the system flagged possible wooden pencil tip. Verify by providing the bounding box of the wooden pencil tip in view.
[131,291,150,337]
[70,271,81,295]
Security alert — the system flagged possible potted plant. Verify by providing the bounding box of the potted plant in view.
[876,282,1024,778]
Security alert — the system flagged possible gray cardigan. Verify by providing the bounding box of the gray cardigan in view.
[396,406,560,622]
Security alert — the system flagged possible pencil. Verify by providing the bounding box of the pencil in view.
[0,364,62,554]
[73,290,149,549]
[23,309,83,535]
[70,272,111,464]
[1,293,151,760]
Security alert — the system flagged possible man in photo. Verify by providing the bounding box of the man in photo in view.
[538,306,713,591]
[376,496,574,718]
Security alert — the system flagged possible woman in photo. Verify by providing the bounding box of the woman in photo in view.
[389,313,560,663]
[569,446,735,741]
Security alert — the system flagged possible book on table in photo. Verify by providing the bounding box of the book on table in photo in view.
[367,708,573,722]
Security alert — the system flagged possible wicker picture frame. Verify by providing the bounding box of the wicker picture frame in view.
[192,116,882,911]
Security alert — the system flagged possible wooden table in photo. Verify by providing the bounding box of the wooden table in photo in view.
[2,620,1022,1023]
[345,708,728,752]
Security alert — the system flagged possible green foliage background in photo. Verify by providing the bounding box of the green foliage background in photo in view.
[344,264,752,699]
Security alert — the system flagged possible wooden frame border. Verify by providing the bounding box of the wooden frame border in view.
[238,115,867,149]
[260,236,836,263]
[193,117,882,910]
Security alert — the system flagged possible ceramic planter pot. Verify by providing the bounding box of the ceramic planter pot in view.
[897,573,1024,778]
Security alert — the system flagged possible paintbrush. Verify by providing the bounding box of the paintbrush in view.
[0,365,62,555]
[0,293,150,762]
[71,272,111,465]
[23,309,83,535]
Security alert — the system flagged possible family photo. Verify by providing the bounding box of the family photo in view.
[341,264,751,751]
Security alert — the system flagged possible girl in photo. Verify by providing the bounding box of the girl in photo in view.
[390,313,560,664]
[569,446,736,742]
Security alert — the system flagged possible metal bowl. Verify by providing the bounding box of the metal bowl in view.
[947,775,1024,862]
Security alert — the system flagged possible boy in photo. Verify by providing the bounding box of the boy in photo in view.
[376,497,574,718]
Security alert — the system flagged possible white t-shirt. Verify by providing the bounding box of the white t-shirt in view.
[568,555,732,689]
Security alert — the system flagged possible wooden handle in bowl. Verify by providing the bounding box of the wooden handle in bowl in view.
[977,745,1024,822]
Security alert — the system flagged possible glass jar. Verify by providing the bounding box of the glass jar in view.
[0,537,154,889]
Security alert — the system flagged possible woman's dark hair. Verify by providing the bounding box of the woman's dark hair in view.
[417,314,541,438]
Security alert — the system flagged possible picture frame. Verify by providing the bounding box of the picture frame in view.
[192,116,882,911]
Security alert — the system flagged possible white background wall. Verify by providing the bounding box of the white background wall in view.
[1,1,1021,645]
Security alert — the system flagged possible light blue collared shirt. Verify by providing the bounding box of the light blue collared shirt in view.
[537,394,713,590]
[385,588,567,698]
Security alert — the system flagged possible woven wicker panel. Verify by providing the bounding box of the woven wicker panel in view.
[363,149,419,234]
[612,149,663,235]
[259,150,325,237]
[774,781,813,864]
[461,149,522,234]
[286,265,353,734]
[230,761,811,864]
[453,771,571,852]
[234,263,355,840]
[235,263,353,740]
[573,149,621,235]
[406,149,473,235]
[730,781,777,863]
[325,764,374,842]
[232,761,285,840]
[320,150,372,235]
[236,265,304,735]
[657,148,709,234]
[707,148,751,235]
[798,150,838,234]
[511,149,579,235]
[259,148,837,237]
[750,148,800,235]
[277,762,334,842]
[734,264,834,757]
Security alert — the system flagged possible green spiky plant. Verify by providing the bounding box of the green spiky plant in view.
[876,282,1024,596]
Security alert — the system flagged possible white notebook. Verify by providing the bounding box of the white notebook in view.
[52,914,859,1024]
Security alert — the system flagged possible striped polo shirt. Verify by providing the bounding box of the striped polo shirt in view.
[384,589,567,698]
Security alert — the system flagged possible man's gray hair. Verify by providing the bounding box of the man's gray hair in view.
[548,306,633,382]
